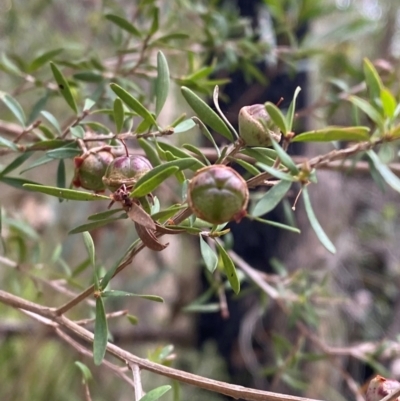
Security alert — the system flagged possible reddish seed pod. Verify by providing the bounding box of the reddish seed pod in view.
[73,151,114,192]
[238,104,281,147]
[188,165,249,225]
[102,155,152,192]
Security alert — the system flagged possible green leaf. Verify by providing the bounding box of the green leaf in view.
[271,139,299,174]
[105,14,141,37]
[0,151,33,177]
[363,58,382,101]
[56,159,66,192]
[257,163,296,182]
[0,91,26,127]
[265,102,287,135]
[0,136,18,151]
[380,88,396,119]
[88,208,125,221]
[155,51,169,116]
[182,143,210,166]
[93,297,108,365]
[69,216,126,234]
[102,291,164,302]
[113,98,124,133]
[40,111,62,135]
[192,116,220,158]
[46,146,81,159]
[292,126,370,142]
[348,96,383,127]
[82,231,95,267]
[110,84,157,127]
[302,187,336,254]
[174,119,196,133]
[230,157,259,176]
[199,236,218,273]
[151,204,187,221]
[149,7,159,36]
[23,184,110,201]
[83,98,96,111]
[73,71,103,82]
[215,242,240,294]
[29,49,63,72]
[367,150,400,193]
[252,180,292,217]
[139,385,171,401]
[156,142,205,169]
[70,125,85,139]
[1,176,40,190]
[74,361,93,383]
[248,216,300,233]
[286,86,301,132]
[50,62,78,114]
[181,87,232,141]
[137,139,161,167]
[131,166,179,197]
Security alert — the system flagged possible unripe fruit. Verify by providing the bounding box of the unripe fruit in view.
[102,155,152,192]
[188,165,249,225]
[73,151,114,192]
[238,104,281,147]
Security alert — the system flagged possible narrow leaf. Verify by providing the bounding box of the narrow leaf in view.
[88,208,125,221]
[292,126,370,142]
[265,102,287,134]
[257,163,296,182]
[74,361,92,383]
[252,180,292,217]
[50,62,78,114]
[105,14,141,37]
[40,111,62,134]
[0,136,18,150]
[363,58,382,101]
[131,166,179,197]
[367,150,400,193]
[0,91,26,127]
[271,139,299,174]
[83,98,96,111]
[139,385,171,401]
[302,187,336,254]
[155,51,170,116]
[82,231,95,267]
[348,96,383,126]
[1,176,40,190]
[113,98,124,133]
[156,141,205,169]
[137,139,161,167]
[93,297,108,365]
[131,159,197,197]
[0,151,33,177]
[199,236,218,273]
[23,184,110,201]
[56,159,66,191]
[69,216,126,234]
[181,87,232,141]
[102,291,164,302]
[110,83,157,127]
[29,49,63,72]
[215,242,240,294]
[380,88,396,119]
[174,119,196,133]
[248,216,300,233]
[286,86,301,131]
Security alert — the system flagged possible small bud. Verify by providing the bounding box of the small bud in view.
[366,375,400,401]
[238,104,281,147]
[188,165,249,225]
[73,151,114,192]
[102,155,152,192]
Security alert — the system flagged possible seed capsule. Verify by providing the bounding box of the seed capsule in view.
[188,165,249,225]
[73,151,114,192]
[102,155,152,192]
[238,104,281,147]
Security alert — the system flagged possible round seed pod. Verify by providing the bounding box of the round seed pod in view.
[102,155,152,192]
[238,104,281,147]
[188,165,249,225]
[73,151,114,192]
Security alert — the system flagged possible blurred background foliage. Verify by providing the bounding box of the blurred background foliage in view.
[1,1,400,401]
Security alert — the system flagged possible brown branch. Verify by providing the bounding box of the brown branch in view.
[0,289,323,401]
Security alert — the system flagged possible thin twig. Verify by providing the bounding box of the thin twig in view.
[130,363,144,401]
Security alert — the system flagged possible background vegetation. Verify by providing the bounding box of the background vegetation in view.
[1,1,400,401]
